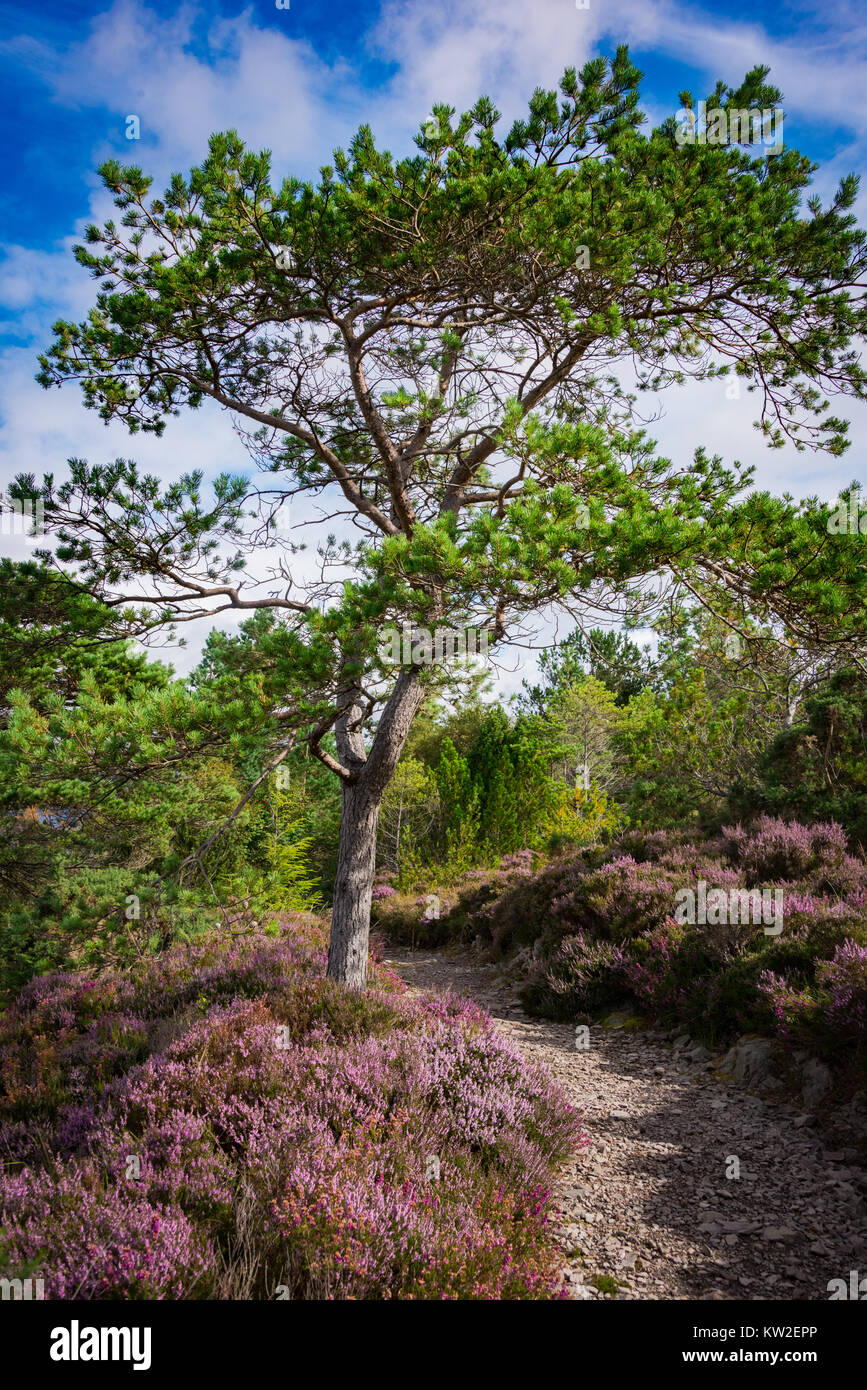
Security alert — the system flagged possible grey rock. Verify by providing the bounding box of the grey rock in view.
[757,1075,784,1094]
[732,1039,776,1087]
[801,1057,833,1108]
[604,1009,633,1028]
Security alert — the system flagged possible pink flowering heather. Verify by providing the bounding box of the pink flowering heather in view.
[754,939,867,1059]
[721,815,865,896]
[0,917,584,1300]
[0,1162,212,1299]
[371,884,396,900]
[499,850,535,875]
[818,939,867,1045]
[273,1133,563,1300]
[756,969,818,1047]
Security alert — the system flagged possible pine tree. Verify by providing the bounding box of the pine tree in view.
[30,54,867,984]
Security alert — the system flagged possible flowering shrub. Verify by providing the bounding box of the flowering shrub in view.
[504,820,867,1066]
[755,939,867,1060]
[499,850,536,874]
[619,920,696,1019]
[274,1139,558,1300]
[0,916,584,1300]
[522,934,627,1020]
[818,939,867,1046]
[602,826,707,865]
[404,839,748,958]
[757,969,819,1047]
[434,855,595,955]
[721,816,866,896]
[371,852,546,950]
[0,1163,212,1299]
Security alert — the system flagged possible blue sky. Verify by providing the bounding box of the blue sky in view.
[1,0,865,683]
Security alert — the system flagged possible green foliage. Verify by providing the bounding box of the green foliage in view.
[522,627,648,710]
[434,737,480,872]
[27,56,867,811]
[251,783,324,915]
[0,592,298,993]
[0,559,173,717]
[731,667,867,851]
[542,676,623,794]
[379,757,439,881]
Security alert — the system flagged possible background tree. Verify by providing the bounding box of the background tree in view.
[379,756,439,876]
[433,737,480,872]
[729,665,867,850]
[0,558,172,720]
[32,52,867,985]
[521,626,648,711]
[543,674,623,792]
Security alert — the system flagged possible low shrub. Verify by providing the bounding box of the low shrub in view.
[721,815,867,897]
[521,933,628,1020]
[0,916,584,1300]
[507,818,867,1063]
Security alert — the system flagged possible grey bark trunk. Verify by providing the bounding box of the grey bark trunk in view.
[327,779,381,988]
[326,666,425,988]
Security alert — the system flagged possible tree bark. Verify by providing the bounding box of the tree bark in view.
[326,666,425,987]
[327,778,381,987]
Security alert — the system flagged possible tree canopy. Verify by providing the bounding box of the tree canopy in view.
[25,51,867,982]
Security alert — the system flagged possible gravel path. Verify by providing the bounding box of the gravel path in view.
[385,946,867,1301]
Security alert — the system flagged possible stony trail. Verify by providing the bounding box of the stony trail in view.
[385,947,867,1301]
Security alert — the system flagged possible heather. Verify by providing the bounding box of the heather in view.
[523,823,867,1070]
[383,819,867,1073]
[0,915,584,1299]
[371,850,541,950]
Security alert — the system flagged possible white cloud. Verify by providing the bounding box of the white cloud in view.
[5,0,354,173]
[368,0,604,128]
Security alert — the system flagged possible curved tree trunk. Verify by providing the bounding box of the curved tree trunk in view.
[326,666,425,988]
